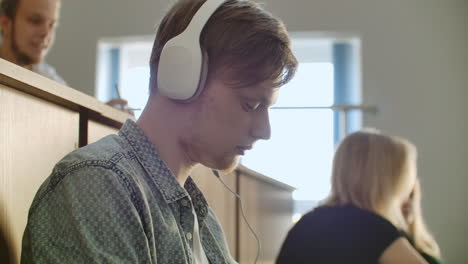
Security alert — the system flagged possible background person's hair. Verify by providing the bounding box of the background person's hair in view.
[1,0,19,37]
[0,0,61,18]
[0,0,18,19]
[324,129,417,222]
[0,0,61,37]
[406,179,441,258]
[149,0,297,95]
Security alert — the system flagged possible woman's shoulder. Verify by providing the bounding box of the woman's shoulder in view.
[298,204,401,241]
[303,204,392,224]
[277,205,404,263]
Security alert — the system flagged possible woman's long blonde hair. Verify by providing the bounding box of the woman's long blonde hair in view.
[324,130,415,214]
[405,179,441,257]
[324,129,440,257]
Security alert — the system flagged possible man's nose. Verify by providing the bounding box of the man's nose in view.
[251,110,271,141]
[38,23,53,38]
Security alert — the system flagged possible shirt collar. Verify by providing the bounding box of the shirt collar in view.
[184,177,209,221]
[119,119,209,221]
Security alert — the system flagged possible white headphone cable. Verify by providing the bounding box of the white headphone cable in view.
[212,169,260,264]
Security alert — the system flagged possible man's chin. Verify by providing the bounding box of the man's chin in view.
[29,54,44,64]
[15,52,42,66]
[22,49,46,64]
[219,161,240,174]
[205,156,240,173]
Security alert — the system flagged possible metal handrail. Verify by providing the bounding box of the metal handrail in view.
[270,104,378,139]
[271,104,377,113]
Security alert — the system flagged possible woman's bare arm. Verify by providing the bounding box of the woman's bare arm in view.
[380,237,429,264]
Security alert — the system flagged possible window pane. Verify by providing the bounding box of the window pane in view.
[241,109,334,201]
[275,62,334,107]
[120,66,150,119]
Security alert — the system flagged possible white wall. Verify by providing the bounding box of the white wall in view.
[48,0,171,95]
[48,0,468,262]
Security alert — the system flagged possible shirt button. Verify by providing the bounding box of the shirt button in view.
[186,232,193,240]
[181,199,189,207]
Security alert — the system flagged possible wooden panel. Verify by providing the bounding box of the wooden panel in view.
[0,58,132,125]
[238,169,294,264]
[88,120,119,144]
[191,166,237,258]
[0,84,79,263]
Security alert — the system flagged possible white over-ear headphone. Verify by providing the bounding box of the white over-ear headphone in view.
[157,0,226,102]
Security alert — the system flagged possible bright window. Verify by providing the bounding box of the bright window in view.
[241,62,335,201]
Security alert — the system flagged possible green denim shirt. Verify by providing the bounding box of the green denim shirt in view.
[21,120,236,264]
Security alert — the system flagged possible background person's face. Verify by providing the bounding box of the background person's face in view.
[9,0,60,64]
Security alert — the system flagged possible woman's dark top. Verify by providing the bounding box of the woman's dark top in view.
[276,205,402,264]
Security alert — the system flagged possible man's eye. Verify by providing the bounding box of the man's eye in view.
[243,102,261,112]
[242,103,253,112]
[29,18,42,25]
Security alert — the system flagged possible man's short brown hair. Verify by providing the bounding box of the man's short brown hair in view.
[0,0,19,18]
[149,0,298,95]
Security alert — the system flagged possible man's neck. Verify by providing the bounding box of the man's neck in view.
[137,97,195,187]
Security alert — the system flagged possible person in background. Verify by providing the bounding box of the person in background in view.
[277,129,439,264]
[0,0,129,110]
[21,0,297,263]
[401,179,443,264]
[0,0,65,84]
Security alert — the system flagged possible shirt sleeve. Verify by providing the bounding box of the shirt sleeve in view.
[21,166,154,263]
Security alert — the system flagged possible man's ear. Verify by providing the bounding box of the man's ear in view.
[0,14,12,38]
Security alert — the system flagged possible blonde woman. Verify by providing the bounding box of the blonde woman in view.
[401,179,442,264]
[277,130,440,264]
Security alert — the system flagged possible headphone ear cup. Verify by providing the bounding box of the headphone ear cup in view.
[190,48,210,101]
[157,39,203,102]
[156,0,225,102]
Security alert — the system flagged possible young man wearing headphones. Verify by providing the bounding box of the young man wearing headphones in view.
[21,0,297,263]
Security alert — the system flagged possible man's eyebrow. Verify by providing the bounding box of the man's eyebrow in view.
[28,12,43,18]
[242,94,267,103]
[26,13,46,22]
[237,85,278,105]
[262,96,275,106]
[28,11,56,19]
[263,89,280,107]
